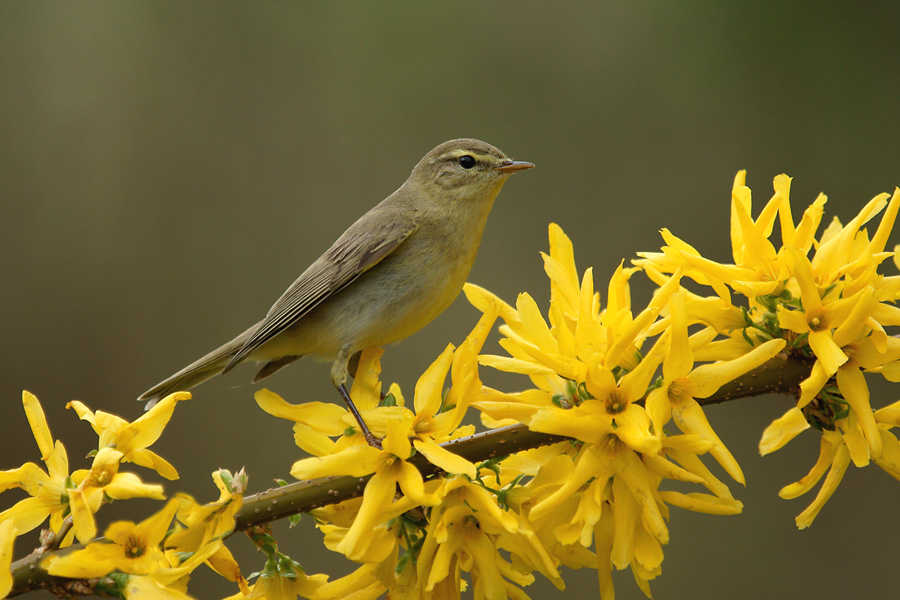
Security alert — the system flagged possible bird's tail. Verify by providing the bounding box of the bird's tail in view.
[138,330,252,409]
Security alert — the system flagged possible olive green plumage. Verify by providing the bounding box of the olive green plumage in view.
[139,138,533,418]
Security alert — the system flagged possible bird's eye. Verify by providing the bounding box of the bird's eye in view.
[458,155,476,169]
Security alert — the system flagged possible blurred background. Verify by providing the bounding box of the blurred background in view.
[2,2,899,598]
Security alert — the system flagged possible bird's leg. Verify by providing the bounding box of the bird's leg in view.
[336,383,382,448]
[332,346,382,448]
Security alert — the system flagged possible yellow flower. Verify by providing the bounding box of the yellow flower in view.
[292,415,435,563]
[67,391,189,480]
[44,498,179,577]
[0,391,74,540]
[256,347,396,455]
[646,289,786,484]
[416,492,532,600]
[68,446,166,543]
[525,333,668,455]
[124,539,226,599]
[167,470,243,552]
[524,436,669,599]
[760,397,900,528]
[165,471,246,592]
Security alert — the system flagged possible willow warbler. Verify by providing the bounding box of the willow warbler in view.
[139,138,533,443]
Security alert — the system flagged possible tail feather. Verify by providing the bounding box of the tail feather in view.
[139,329,254,409]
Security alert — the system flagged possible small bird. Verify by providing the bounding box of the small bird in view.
[139,138,533,443]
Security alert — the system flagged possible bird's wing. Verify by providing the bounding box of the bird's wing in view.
[223,216,418,371]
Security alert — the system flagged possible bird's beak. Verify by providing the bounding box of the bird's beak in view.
[494,160,535,173]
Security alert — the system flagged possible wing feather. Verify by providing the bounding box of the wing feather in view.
[223,216,418,371]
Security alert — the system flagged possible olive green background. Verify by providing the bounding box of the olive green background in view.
[2,2,899,599]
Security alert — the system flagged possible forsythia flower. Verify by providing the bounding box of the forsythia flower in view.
[0,392,77,541]
[67,391,189,480]
[68,446,166,543]
[44,499,182,578]
[166,470,247,592]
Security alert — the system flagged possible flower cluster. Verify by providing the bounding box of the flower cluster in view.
[635,172,900,528]
[0,392,248,598]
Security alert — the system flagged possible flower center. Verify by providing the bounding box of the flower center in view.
[124,535,145,558]
[604,390,628,414]
[668,379,689,403]
[807,308,827,331]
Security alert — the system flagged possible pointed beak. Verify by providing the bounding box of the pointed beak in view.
[494,159,535,173]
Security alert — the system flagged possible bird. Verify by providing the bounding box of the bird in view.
[139,138,533,444]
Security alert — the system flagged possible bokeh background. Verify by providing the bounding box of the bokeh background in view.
[3,2,899,598]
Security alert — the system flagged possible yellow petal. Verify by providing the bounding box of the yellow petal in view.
[644,387,672,436]
[121,392,189,453]
[0,462,46,495]
[687,338,786,399]
[415,344,454,417]
[0,519,16,598]
[807,330,848,376]
[0,496,50,536]
[609,475,638,569]
[290,444,381,480]
[840,411,870,468]
[516,293,558,355]
[469,529,507,598]
[69,489,97,544]
[255,389,347,436]
[789,193,827,253]
[615,450,669,544]
[337,469,397,561]
[836,364,881,457]
[642,453,705,484]
[22,391,53,460]
[832,287,876,347]
[103,473,166,501]
[43,541,124,578]
[413,439,476,478]
[349,348,384,411]
[674,400,744,485]
[873,429,900,480]
[658,491,743,515]
[759,408,809,456]
[594,506,616,599]
[394,460,430,505]
[663,290,693,381]
[777,307,810,334]
[798,360,830,408]
[618,330,669,401]
[478,354,557,376]
[463,282,519,326]
[292,423,338,456]
[127,449,179,481]
[794,443,851,530]
[874,399,900,427]
[812,192,889,277]
[124,575,195,600]
[787,247,823,313]
[779,433,839,499]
